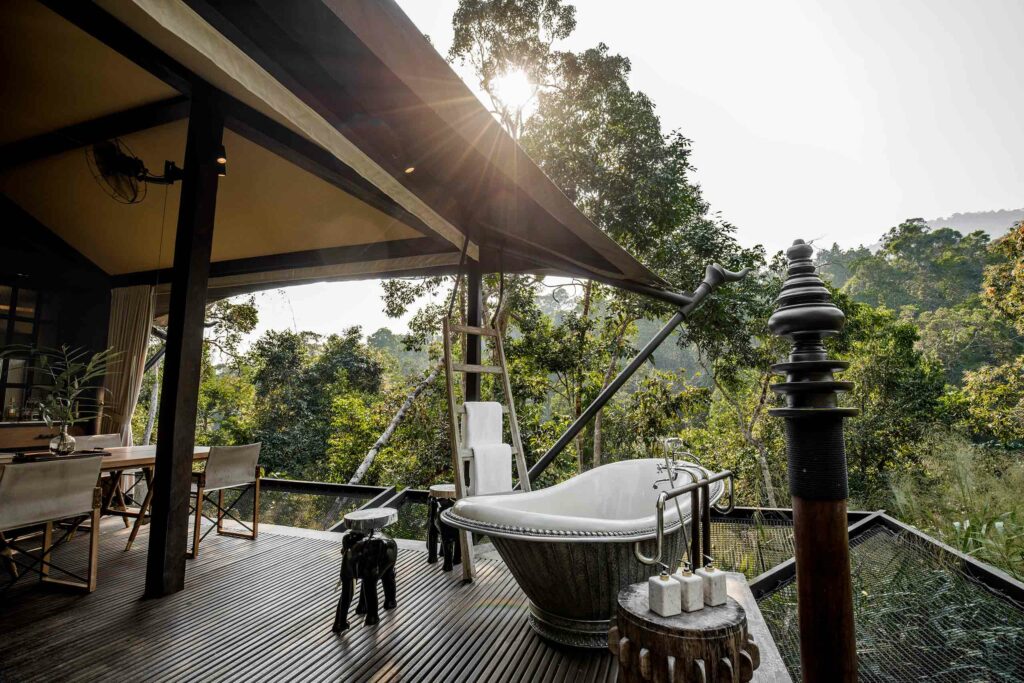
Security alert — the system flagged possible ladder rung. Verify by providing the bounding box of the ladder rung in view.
[459,447,518,458]
[449,324,499,337]
[452,363,503,374]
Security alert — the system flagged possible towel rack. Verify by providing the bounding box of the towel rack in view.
[442,318,532,582]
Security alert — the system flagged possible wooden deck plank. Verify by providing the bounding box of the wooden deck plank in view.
[0,520,623,682]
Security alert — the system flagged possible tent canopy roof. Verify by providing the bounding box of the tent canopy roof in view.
[0,0,676,308]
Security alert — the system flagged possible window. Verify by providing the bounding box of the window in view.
[0,284,50,421]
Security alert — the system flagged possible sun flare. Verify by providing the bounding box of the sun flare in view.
[492,69,535,112]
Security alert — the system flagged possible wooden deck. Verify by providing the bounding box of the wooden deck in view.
[0,520,618,682]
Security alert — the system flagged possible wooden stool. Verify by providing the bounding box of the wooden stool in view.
[333,507,399,632]
[426,484,458,568]
[609,581,761,683]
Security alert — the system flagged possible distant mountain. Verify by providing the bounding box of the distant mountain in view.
[926,208,1024,238]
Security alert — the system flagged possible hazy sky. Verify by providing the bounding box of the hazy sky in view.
[244,0,1023,341]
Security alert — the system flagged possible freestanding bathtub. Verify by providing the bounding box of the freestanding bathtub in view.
[442,458,724,648]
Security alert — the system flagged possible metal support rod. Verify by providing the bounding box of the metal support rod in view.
[701,480,712,566]
[526,263,749,485]
[690,488,701,571]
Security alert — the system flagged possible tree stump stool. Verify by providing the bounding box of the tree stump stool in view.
[426,484,460,569]
[609,581,761,683]
[333,507,399,632]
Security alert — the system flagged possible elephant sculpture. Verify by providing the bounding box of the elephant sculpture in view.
[333,530,398,632]
[431,498,462,572]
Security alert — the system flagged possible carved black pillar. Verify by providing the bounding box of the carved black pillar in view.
[768,239,858,683]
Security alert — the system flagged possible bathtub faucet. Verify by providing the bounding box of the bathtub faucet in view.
[634,469,735,568]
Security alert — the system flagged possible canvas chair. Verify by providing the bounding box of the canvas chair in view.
[0,455,103,592]
[188,443,262,559]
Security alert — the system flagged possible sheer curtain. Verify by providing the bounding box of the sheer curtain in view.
[104,285,154,446]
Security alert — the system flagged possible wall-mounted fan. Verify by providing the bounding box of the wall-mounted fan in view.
[86,138,183,204]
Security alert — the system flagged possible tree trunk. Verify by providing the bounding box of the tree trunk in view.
[143,361,161,446]
[348,362,442,485]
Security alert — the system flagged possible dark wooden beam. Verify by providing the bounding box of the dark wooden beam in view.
[40,1,192,95]
[0,97,190,172]
[465,265,483,402]
[112,236,455,287]
[145,86,224,598]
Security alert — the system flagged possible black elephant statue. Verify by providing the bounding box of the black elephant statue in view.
[333,530,398,632]
[433,498,462,572]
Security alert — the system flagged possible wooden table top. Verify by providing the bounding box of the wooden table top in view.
[96,445,211,471]
[0,445,210,471]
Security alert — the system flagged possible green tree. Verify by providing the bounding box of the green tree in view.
[983,220,1024,334]
[950,356,1024,445]
[915,300,1022,383]
[247,327,383,477]
[838,301,946,503]
[816,242,872,289]
[448,0,765,476]
[845,219,993,312]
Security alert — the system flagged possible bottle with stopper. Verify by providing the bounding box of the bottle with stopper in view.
[696,563,727,607]
[671,559,704,612]
[647,563,682,617]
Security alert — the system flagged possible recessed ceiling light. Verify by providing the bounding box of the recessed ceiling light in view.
[404,166,415,174]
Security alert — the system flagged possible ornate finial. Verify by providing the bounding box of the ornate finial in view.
[769,239,857,500]
[768,239,845,362]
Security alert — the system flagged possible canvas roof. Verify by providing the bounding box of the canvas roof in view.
[0,0,676,311]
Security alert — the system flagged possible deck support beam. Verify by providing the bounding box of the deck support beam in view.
[464,265,483,402]
[145,86,224,598]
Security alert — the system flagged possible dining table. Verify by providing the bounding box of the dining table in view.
[99,445,211,550]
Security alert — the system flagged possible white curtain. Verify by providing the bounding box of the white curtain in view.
[104,286,154,446]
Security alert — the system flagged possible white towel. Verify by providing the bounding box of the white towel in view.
[463,401,504,446]
[469,443,513,495]
[463,402,512,495]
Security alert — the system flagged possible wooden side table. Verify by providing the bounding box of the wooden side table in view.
[609,580,761,682]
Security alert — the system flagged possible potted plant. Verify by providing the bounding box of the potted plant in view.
[1,345,119,454]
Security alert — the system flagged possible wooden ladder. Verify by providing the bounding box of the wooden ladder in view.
[442,319,531,582]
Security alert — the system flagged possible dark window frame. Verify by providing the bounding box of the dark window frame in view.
[0,282,44,419]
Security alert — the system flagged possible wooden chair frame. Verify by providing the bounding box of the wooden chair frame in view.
[0,487,102,593]
[187,466,261,559]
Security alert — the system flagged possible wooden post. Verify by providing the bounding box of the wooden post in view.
[465,264,482,402]
[768,239,859,681]
[145,85,223,598]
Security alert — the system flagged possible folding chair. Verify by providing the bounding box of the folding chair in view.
[0,455,104,593]
[187,443,262,559]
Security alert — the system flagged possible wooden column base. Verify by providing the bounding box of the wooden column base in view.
[610,582,760,683]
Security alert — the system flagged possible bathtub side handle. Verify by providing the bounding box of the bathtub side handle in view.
[633,493,667,566]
